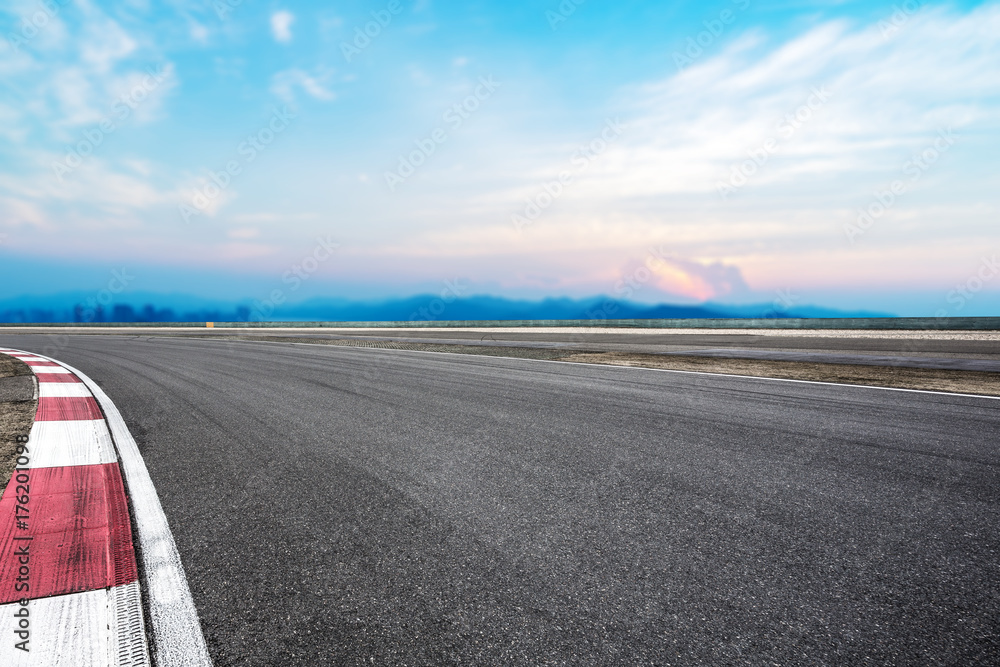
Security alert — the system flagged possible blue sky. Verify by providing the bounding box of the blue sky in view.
[1,0,998,316]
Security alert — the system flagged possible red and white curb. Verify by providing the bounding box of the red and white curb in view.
[0,349,211,666]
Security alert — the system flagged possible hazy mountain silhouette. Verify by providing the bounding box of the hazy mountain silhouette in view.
[0,293,891,323]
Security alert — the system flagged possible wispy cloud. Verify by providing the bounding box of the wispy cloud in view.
[417,5,1000,294]
[270,68,336,104]
[271,10,295,43]
[569,7,1000,203]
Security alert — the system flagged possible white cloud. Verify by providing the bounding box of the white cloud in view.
[227,227,260,240]
[0,196,48,230]
[271,11,295,43]
[123,159,152,176]
[0,3,178,141]
[567,6,1000,203]
[189,22,209,44]
[270,68,336,104]
[228,212,318,224]
[354,5,1000,296]
[78,13,137,73]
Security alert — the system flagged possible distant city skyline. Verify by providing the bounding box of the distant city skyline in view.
[1,0,998,318]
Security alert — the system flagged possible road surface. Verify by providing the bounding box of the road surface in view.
[1,333,997,665]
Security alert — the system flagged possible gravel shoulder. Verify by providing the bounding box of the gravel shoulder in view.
[0,353,36,490]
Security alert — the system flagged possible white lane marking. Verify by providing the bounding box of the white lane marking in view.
[39,382,93,397]
[0,582,148,667]
[52,359,214,666]
[27,419,117,469]
[271,339,1000,402]
[527,356,1000,401]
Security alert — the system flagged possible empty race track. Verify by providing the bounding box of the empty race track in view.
[1,334,998,665]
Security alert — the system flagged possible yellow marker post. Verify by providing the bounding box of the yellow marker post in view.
[206,322,214,328]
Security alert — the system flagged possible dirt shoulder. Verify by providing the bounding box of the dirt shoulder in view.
[559,352,1000,397]
[0,353,36,491]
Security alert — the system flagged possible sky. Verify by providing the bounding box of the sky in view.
[1,0,998,317]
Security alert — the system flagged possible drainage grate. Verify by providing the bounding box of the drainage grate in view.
[111,581,151,666]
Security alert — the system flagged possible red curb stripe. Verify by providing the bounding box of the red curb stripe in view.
[0,463,138,604]
[33,373,82,383]
[24,360,59,366]
[36,397,103,421]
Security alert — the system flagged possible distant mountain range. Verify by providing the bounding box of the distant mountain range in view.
[0,293,892,323]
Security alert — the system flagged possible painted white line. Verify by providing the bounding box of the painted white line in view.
[271,339,1000,402]
[0,582,147,667]
[31,366,73,374]
[51,359,213,666]
[27,419,117,468]
[38,382,93,397]
[527,356,1000,401]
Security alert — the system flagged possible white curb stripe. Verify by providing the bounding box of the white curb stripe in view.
[38,383,93,398]
[53,360,214,666]
[0,582,147,667]
[26,419,117,469]
[31,367,72,374]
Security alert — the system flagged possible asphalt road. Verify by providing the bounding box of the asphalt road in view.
[2,334,999,665]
